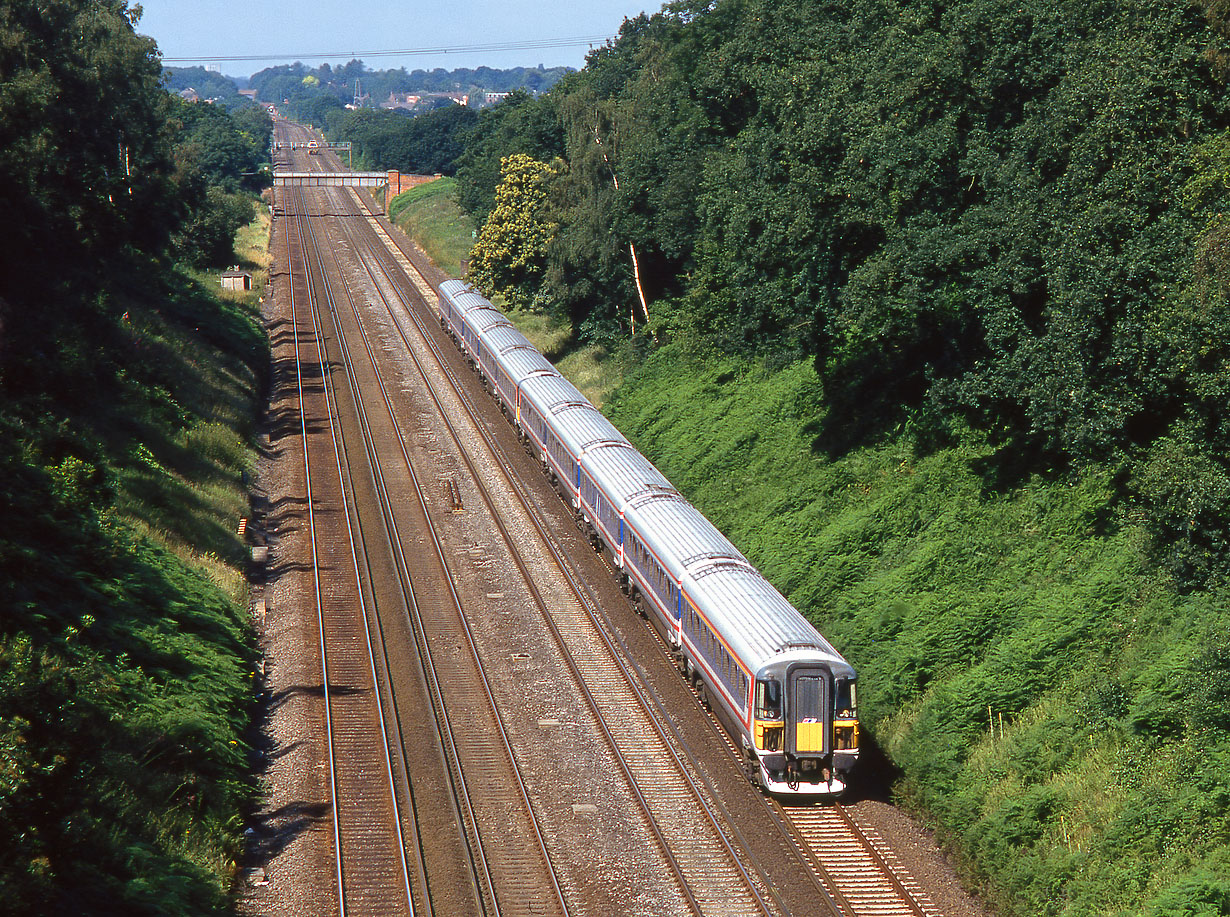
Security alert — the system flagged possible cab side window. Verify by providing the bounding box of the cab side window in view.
[756,679,782,721]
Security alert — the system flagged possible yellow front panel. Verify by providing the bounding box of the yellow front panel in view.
[834,719,860,750]
[755,721,783,752]
[795,721,825,753]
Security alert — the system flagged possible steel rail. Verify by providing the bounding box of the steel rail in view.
[289,175,443,915]
[834,803,931,916]
[289,189,418,916]
[302,185,568,917]
[284,189,346,916]
[316,185,570,916]
[335,188,780,917]
[295,185,495,916]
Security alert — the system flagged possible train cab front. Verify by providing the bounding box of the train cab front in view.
[751,663,858,797]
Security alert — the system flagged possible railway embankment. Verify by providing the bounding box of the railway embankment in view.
[602,347,1230,917]
[0,224,270,911]
[2,9,279,906]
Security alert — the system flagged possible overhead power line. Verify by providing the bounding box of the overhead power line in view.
[160,35,614,64]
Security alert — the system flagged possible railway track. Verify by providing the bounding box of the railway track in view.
[284,188,416,917]
[289,183,569,917]
[785,805,940,917]
[327,185,815,917]
[310,180,735,916]
[270,118,952,916]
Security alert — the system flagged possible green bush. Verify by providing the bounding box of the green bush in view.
[1145,870,1230,917]
[176,189,256,269]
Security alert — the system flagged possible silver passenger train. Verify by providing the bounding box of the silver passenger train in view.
[438,279,859,795]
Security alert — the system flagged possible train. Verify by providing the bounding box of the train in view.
[436,280,859,796]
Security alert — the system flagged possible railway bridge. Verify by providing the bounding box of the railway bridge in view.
[272,169,441,210]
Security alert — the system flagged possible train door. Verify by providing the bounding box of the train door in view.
[787,668,829,757]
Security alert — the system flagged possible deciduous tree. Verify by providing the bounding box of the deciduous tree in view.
[469,153,559,308]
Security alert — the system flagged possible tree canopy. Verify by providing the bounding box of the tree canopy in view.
[249,60,570,132]
[0,0,271,407]
[162,66,255,108]
[331,104,479,174]
[452,0,1230,584]
[0,0,180,295]
[469,154,559,308]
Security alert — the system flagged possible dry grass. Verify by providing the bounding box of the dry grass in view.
[554,344,625,409]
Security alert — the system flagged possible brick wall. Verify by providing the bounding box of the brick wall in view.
[386,171,442,210]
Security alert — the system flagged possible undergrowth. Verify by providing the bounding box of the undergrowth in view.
[0,240,268,912]
[603,343,1230,917]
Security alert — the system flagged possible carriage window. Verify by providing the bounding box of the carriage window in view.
[756,680,782,721]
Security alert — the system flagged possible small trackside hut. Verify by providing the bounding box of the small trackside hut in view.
[220,270,252,291]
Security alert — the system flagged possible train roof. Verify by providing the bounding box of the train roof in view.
[583,441,677,507]
[518,372,590,420]
[439,278,471,299]
[551,404,627,457]
[684,563,850,673]
[499,347,557,380]
[624,495,748,581]
[466,306,513,334]
[439,281,493,317]
[441,279,853,679]
[482,324,537,354]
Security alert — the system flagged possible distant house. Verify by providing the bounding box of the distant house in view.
[220,270,252,291]
[238,89,257,99]
[381,91,470,111]
[473,91,512,109]
[382,92,422,111]
[179,87,200,103]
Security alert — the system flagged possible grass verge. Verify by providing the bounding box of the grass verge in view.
[389,177,476,279]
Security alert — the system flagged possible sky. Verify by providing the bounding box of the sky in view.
[135,0,660,78]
